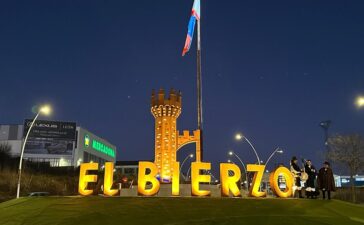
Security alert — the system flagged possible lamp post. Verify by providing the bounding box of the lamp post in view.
[228,151,248,189]
[186,166,191,181]
[207,171,217,184]
[228,151,247,175]
[235,133,261,165]
[356,96,364,108]
[180,154,194,180]
[262,148,283,196]
[319,120,331,148]
[16,105,51,198]
[265,148,284,169]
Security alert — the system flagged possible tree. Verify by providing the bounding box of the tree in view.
[328,134,364,203]
[0,143,12,170]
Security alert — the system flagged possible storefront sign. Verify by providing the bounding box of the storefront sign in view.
[84,134,116,158]
[92,140,116,158]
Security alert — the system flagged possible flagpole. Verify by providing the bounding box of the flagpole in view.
[197,13,203,161]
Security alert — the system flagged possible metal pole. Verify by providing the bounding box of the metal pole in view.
[244,137,261,165]
[197,11,203,161]
[231,153,248,189]
[319,120,331,155]
[265,148,280,168]
[180,154,193,180]
[232,153,247,175]
[210,173,217,183]
[186,166,191,182]
[16,112,40,198]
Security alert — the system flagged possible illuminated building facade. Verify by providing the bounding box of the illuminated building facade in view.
[0,122,116,167]
[151,89,201,183]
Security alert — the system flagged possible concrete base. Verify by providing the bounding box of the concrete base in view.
[119,184,250,197]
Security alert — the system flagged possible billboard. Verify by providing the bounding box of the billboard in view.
[24,120,76,140]
[24,139,74,155]
[23,120,76,155]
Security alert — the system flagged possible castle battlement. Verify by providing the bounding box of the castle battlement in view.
[151,88,182,108]
[178,130,199,138]
[151,89,182,118]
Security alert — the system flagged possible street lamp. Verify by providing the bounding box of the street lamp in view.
[319,120,331,152]
[185,165,193,181]
[180,154,194,171]
[265,147,284,168]
[207,171,218,184]
[356,96,364,108]
[16,104,52,198]
[228,151,248,188]
[228,151,247,175]
[180,153,194,180]
[235,133,261,165]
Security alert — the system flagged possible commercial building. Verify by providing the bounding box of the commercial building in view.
[335,175,364,188]
[0,120,116,167]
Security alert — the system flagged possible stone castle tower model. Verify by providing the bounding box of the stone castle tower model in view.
[151,89,201,183]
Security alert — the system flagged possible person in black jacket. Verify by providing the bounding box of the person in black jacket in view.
[304,160,317,199]
[318,161,336,200]
[290,156,303,198]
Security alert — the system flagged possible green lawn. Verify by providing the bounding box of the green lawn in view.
[0,197,363,225]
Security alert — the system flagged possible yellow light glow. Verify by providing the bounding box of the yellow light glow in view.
[220,163,241,197]
[103,162,119,197]
[40,105,52,115]
[269,166,294,198]
[138,161,160,196]
[356,96,364,108]
[172,162,180,196]
[78,163,98,196]
[191,162,211,196]
[235,133,243,140]
[247,164,266,197]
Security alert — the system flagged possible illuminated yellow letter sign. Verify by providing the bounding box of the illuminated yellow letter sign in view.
[247,164,266,197]
[138,161,160,196]
[220,163,241,197]
[191,162,211,196]
[104,162,119,196]
[79,163,98,196]
[269,166,294,198]
[77,161,294,199]
[172,162,180,196]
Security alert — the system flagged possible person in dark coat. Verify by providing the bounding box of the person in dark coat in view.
[304,160,317,199]
[290,156,303,198]
[318,161,335,200]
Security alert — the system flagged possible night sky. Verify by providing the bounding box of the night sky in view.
[1,0,363,175]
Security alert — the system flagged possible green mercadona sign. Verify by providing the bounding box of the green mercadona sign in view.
[84,134,115,158]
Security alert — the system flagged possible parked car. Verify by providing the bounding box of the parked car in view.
[28,192,50,197]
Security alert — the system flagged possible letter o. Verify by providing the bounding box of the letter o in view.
[269,166,294,198]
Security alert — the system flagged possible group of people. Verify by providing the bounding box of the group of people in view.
[290,156,335,199]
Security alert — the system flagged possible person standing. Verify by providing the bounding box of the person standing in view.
[318,161,335,200]
[290,156,303,198]
[304,160,317,199]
